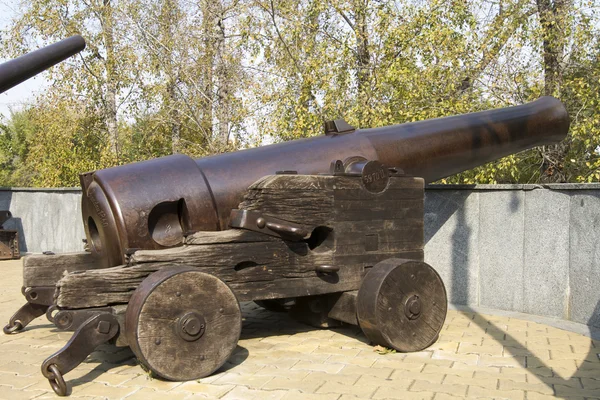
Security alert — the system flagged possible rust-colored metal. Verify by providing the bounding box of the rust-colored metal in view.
[3,302,48,334]
[0,211,20,260]
[229,209,311,240]
[41,313,119,396]
[80,97,570,266]
[0,230,19,260]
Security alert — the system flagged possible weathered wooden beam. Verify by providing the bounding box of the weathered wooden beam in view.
[56,229,348,308]
[23,251,101,287]
[56,174,425,310]
[328,291,358,325]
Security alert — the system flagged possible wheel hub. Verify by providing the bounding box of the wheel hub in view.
[177,312,206,341]
[404,295,422,320]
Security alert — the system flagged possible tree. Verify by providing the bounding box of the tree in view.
[1,0,599,187]
[0,108,35,186]
[3,0,141,163]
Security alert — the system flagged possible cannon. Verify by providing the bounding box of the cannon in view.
[2,43,569,396]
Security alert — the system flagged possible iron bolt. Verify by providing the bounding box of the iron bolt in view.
[404,295,422,320]
[182,317,202,336]
[256,217,266,229]
[177,312,206,341]
[408,298,421,315]
[97,320,111,334]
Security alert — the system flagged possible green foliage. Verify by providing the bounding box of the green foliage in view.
[0,0,599,186]
[0,108,35,186]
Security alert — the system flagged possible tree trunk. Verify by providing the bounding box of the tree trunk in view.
[353,0,370,126]
[201,0,216,141]
[102,0,119,159]
[168,79,181,153]
[160,0,181,154]
[215,10,230,146]
[537,0,566,96]
[536,0,569,182]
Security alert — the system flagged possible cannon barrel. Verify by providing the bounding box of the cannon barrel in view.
[81,96,569,267]
[0,35,86,95]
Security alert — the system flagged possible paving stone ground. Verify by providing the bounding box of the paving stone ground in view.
[0,259,599,399]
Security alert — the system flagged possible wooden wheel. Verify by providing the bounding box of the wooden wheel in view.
[125,266,241,381]
[357,258,447,352]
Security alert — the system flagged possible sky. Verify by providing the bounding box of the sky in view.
[0,1,49,120]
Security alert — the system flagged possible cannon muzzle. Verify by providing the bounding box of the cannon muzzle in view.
[0,35,86,95]
[80,96,569,267]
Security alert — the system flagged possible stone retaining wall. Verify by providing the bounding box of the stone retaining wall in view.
[1,184,599,328]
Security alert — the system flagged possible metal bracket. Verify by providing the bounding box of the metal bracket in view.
[41,313,119,396]
[229,209,311,241]
[53,307,114,331]
[3,302,48,334]
[23,286,56,306]
[315,265,340,274]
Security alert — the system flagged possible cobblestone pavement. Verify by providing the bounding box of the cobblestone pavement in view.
[1,259,599,399]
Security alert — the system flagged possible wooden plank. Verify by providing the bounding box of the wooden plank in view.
[231,268,365,302]
[334,250,424,269]
[184,229,279,245]
[246,175,334,191]
[328,291,358,325]
[239,191,333,226]
[57,229,336,308]
[333,188,423,201]
[335,199,423,211]
[56,259,364,308]
[334,208,423,222]
[335,241,423,254]
[334,227,423,246]
[23,251,102,287]
[333,220,423,234]
[332,176,423,191]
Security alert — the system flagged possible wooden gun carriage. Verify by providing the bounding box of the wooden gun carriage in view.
[0,36,571,398]
[19,164,447,395]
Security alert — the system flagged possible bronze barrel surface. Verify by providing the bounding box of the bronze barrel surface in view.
[81,96,569,267]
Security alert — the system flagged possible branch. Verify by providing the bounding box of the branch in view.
[331,3,355,30]
[267,0,302,73]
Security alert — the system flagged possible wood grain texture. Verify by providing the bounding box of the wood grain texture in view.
[328,291,358,325]
[56,174,426,310]
[125,267,241,380]
[356,258,447,352]
[23,252,101,287]
[56,230,338,308]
